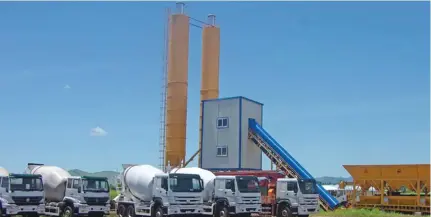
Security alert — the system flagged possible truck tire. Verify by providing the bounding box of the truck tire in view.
[277,204,292,217]
[62,205,74,217]
[0,207,8,217]
[298,215,309,217]
[126,205,135,217]
[154,206,163,217]
[117,204,126,217]
[216,204,229,217]
[110,200,117,210]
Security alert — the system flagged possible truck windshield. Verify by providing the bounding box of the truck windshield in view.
[83,179,109,192]
[236,176,260,193]
[9,176,43,191]
[169,174,203,192]
[298,179,317,194]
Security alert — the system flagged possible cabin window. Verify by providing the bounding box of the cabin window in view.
[67,178,73,188]
[287,182,298,193]
[1,177,9,190]
[216,117,229,129]
[216,146,228,157]
[225,179,236,192]
[72,179,80,189]
[161,178,168,191]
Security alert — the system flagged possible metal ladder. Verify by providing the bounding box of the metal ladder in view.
[248,130,332,211]
[157,7,171,171]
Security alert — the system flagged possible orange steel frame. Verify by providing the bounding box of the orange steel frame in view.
[344,164,430,214]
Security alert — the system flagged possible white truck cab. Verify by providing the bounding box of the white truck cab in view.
[45,176,110,217]
[326,188,348,205]
[117,168,204,217]
[203,175,262,217]
[152,173,203,216]
[26,163,111,217]
[0,174,45,217]
[275,178,319,217]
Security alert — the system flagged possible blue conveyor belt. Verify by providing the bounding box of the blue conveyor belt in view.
[248,118,340,210]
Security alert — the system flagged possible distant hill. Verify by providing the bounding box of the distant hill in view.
[68,169,120,187]
[68,169,351,185]
[315,176,353,185]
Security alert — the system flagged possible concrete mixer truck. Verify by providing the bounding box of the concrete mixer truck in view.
[171,168,261,217]
[116,164,204,217]
[26,163,110,217]
[0,167,45,217]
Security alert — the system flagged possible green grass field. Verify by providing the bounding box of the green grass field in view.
[107,208,427,217]
[109,189,118,199]
[312,208,428,217]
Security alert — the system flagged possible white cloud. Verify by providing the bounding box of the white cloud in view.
[90,126,108,137]
[64,84,71,89]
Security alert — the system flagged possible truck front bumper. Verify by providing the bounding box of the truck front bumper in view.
[234,204,261,214]
[76,204,110,215]
[297,205,319,215]
[2,204,45,215]
[167,204,203,215]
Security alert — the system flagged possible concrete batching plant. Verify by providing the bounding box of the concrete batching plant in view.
[158,2,430,214]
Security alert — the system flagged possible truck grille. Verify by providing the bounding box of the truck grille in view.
[12,196,43,205]
[84,197,110,205]
[241,197,261,204]
[300,197,319,206]
[173,196,201,205]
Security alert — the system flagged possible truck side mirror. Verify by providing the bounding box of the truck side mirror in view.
[293,186,298,194]
[78,187,82,193]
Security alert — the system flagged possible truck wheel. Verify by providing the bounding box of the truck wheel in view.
[117,204,126,217]
[126,205,135,217]
[277,205,292,217]
[154,206,163,217]
[62,206,74,217]
[110,200,117,210]
[216,205,229,217]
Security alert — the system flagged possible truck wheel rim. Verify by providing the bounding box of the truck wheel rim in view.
[220,210,226,217]
[281,209,288,217]
[64,209,72,217]
[118,207,124,217]
[156,210,162,217]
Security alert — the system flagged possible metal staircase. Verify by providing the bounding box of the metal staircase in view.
[248,130,332,211]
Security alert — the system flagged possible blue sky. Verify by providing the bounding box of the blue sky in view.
[0,2,429,177]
